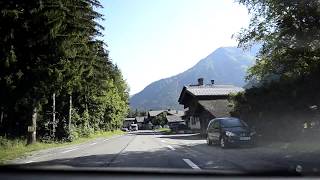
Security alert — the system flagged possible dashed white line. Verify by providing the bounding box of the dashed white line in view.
[161,140,166,143]
[89,142,97,146]
[61,147,79,154]
[167,145,175,150]
[183,158,201,170]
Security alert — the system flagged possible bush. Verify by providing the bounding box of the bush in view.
[0,136,25,150]
[230,74,320,141]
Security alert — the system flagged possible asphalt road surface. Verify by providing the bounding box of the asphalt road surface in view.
[9,130,320,174]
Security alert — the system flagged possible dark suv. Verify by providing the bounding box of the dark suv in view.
[206,117,255,148]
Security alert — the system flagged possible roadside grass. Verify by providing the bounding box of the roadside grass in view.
[0,130,124,164]
[155,128,172,134]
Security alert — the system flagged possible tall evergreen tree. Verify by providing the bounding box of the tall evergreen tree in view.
[0,0,129,141]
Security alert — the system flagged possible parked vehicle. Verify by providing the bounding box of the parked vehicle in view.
[130,124,138,131]
[170,123,190,133]
[206,117,256,148]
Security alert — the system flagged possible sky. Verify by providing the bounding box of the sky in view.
[98,0,250,95]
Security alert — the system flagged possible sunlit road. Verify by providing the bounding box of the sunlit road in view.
[9,130,319,174]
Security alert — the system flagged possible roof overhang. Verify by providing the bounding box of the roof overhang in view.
[178,86,196,105]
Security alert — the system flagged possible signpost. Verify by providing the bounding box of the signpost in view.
[27,126,35,132]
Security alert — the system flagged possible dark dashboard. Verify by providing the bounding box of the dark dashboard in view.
[0,166,302,180]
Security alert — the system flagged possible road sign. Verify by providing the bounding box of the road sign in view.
[27,126,35,132]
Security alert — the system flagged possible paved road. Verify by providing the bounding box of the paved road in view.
[9,130,320,174]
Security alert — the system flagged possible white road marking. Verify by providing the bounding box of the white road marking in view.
[61,147,79,154]
[66,146,79,150]
[19,135,126,164]
[183,158,201,170]
[167,145,175,150]
[103,135,123,142]
[161,140,166,143]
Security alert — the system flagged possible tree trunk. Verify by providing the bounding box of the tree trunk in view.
[27,105,37,145]
[52,93,56,138]
[69,94,72,133]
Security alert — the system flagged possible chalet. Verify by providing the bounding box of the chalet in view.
[123,117,136,128]
[166,115,185,126]
[147,109,185,126]
[135,116,146,129]
[166,110,185,126]
[178,78,244,136]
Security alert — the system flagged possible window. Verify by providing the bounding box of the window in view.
[212,120,220,129]
[220,118,248,128]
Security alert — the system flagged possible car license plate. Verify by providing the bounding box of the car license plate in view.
[240,137,250,140]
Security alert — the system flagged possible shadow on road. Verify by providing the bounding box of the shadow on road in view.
[159,133,203,140]
[22,147,188,169]
[15,132,320,176]
[129,131,162,136]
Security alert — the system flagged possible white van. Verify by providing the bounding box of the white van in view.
[130,124,138,131]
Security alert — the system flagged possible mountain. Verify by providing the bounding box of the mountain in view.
[130,46,258,111]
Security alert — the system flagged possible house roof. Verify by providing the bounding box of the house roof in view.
[148,110,165,117]
[166,115,184,123]
[198,99,232,117]
[148,110,185,117]
[135,116,146,123]
[178,84,244,104]
[124,118,136,121]
[167,110,185,117]
[186,85,244,96]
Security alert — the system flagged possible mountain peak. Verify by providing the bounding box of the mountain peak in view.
[130,46,256,110]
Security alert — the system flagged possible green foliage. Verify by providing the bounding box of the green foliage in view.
[152,113,167,126]
[232,0,320,140]
[236,0,320,81]
[0,0,129,141]
[155,128,172,134]
[231,70,320,140]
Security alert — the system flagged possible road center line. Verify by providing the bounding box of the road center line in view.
[183,159,201,170]
[89,142,97,146]
[61,147,79,154]
[161,140,166,143]
[167,145,175,150]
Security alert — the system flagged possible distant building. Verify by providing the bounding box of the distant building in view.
[135,116,146,129]
[147,109,185,127]
[178,78,244,135]
[166,115,184,126]
[123,117,136,128]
